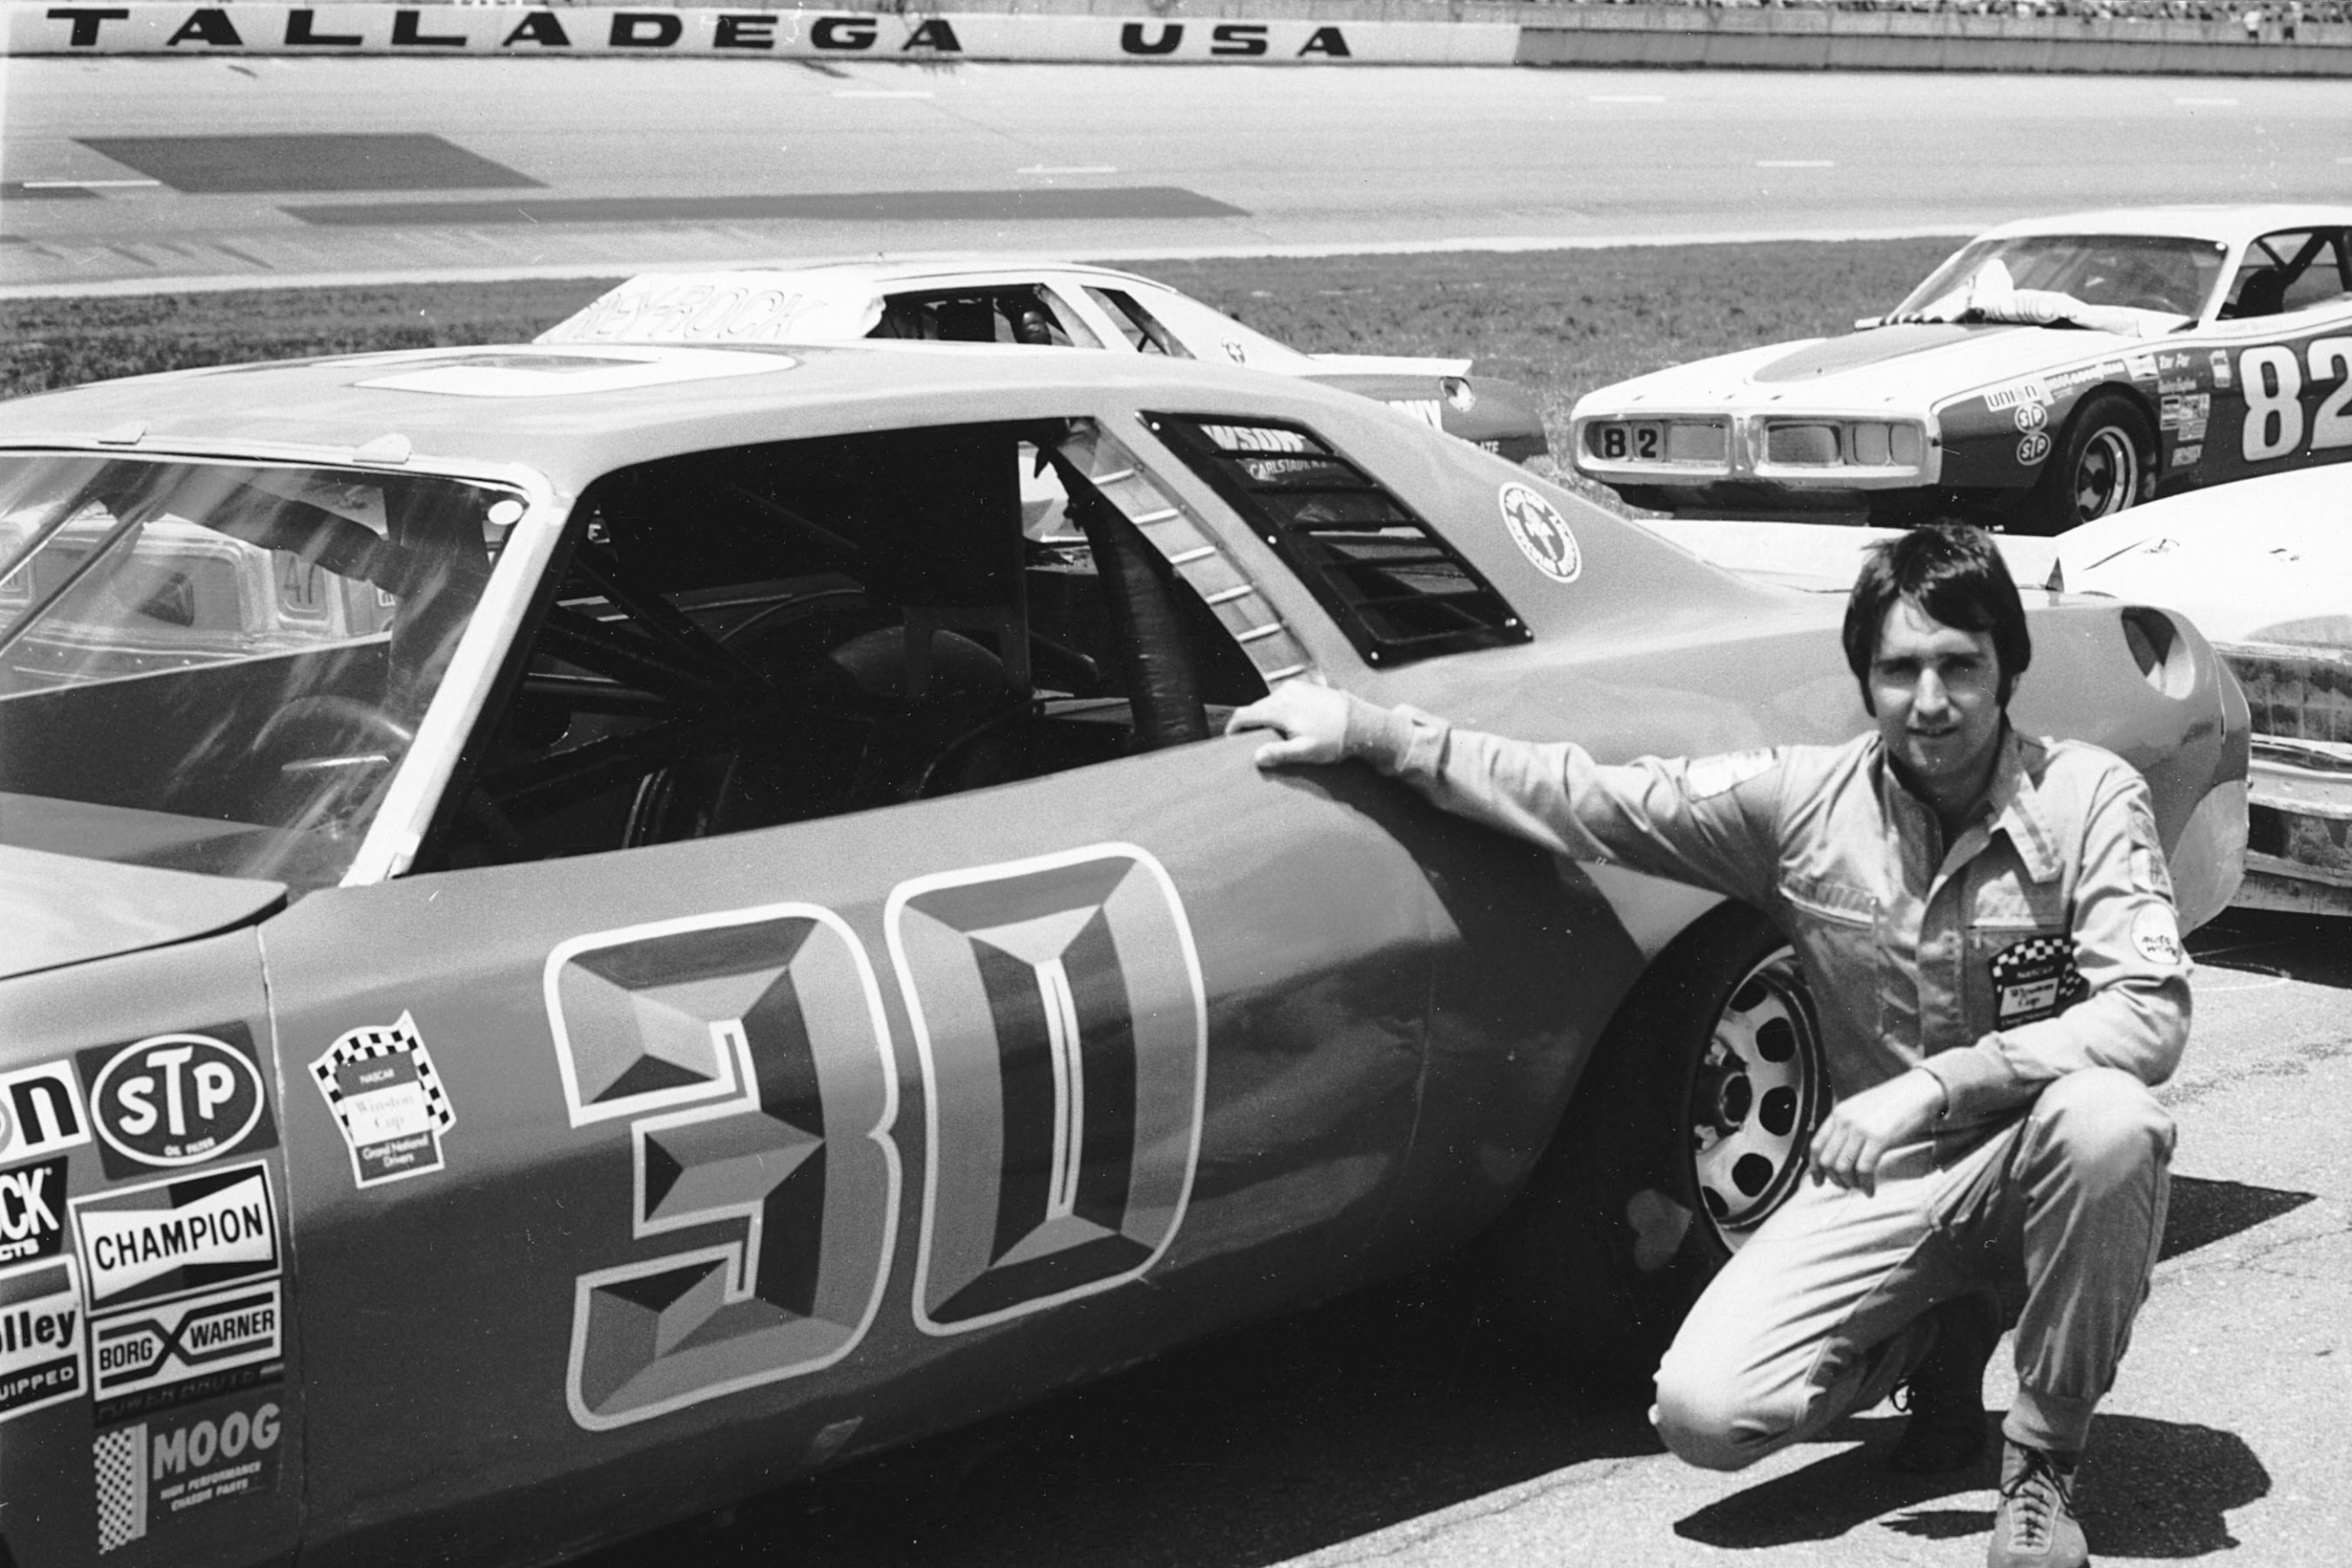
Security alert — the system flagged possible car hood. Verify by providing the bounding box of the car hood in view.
[1579,322,2145,416]
[1302,351,1474,377]
[2056,467,2352,646]
[0,848,286,982]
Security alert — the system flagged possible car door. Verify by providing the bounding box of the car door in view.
[258,408,1468,1564]
[2200,226,2352,485]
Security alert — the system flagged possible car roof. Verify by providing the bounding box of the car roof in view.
[1971,204,2352,246]
[609,258,1169,294]
[0,339,1356,492]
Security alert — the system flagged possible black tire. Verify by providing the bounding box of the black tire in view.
[1490,904,1828,1393]
[2014,391,2156,536]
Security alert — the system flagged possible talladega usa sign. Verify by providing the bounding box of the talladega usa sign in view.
[11,8,1525,64]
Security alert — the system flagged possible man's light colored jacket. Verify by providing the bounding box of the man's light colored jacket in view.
[1343,700,2192,1129]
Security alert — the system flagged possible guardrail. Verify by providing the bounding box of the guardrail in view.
[8,0,2350,71]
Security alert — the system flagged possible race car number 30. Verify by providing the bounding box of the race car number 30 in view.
[544,844,1206,1429]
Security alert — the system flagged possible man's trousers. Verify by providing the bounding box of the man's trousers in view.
[1651,1067,2175,1469]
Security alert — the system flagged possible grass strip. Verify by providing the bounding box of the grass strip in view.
[2,239,1962,462]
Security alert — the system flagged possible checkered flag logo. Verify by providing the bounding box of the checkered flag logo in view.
[94,1423,147,1553]
[309,1012,455,1134]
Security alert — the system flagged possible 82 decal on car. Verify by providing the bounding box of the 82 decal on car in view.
[545,906,900,1431]
[887,844,1206,1336]
[2238,336,2352,463]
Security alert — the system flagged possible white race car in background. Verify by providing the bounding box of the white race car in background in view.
[538,260,1550,462]
[1642,469,2350,913]
[2050,466,2352,915]
[1573,205,2352,533]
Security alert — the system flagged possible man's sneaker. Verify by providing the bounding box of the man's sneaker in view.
[1988,1440,2087,1568]
[1890,1290,2001,1474]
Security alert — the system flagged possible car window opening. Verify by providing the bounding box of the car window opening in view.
[1084,287,1194,359]
[1145,414,1530,666]
[0,456,511,893]
[424,419,1265,871]
[867,286,1100,350]
[2219,228,2352,321]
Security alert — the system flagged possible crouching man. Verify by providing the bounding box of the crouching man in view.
[1230,521,2187,1568]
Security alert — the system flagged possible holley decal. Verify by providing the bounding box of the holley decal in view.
[0,1260,86,1423]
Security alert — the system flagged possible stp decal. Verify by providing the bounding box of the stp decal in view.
[76,1026,276,1179]
[0,1060,93,1165]
[546,904,898,1430]
[1498,482,1582,584]
[0,1260,87,1424]
[888,844,1206,1336]
[95,1390,285,1553]
[309,1014,456,1188]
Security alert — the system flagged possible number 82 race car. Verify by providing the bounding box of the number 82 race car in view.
[1573,205,2352,534]
[0,338,2246,1567]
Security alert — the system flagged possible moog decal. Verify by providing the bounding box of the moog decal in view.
[95,1390,284,1553]
[888,844,1206,1336]
[546,904,899,1430]
[76,1027,277,1179]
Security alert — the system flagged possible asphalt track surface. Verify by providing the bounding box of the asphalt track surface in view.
[579,908,2352,1568]
[6,59,2352,292]
[7,52,2352,1568]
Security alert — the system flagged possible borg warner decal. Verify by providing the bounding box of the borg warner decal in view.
[96,1390,285,1553]
[76,1025,278,1179]
[72,1164,285,1423]
[309,1013,456,1187]
[1498,482,1582,583]
[0,1260,88,1423]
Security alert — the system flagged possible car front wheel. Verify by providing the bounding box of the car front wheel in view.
[2016,392,2156,534]
[1491,905,1828,1391]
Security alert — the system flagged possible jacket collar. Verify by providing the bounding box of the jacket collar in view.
[1870,724,2061,882]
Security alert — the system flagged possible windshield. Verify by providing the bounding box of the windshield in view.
[1887,234,2229,331]
[0,455,520,893]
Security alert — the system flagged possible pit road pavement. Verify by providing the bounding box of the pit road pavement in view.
[577,907,2351,1568]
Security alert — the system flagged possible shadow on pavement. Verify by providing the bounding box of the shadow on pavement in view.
[1677,1412,2266,1557]
[583,1262,1660,1568]
[2190,908,2352,990]
[2160,1174,2317,1262]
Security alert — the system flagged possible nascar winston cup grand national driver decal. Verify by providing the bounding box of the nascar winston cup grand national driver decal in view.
[309,1013,456,1187]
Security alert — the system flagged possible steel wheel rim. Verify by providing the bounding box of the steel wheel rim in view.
[1689,947,1822,1246]
[2071,424,2141,521]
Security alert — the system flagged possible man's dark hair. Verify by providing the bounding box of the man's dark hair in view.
[1842,517,2032,711]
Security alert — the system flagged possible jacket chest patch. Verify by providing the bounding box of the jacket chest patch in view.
[1989,934,2086,1027]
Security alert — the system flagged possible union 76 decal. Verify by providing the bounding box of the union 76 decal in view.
[544,905,900,1431]
[887,844,1206,1337]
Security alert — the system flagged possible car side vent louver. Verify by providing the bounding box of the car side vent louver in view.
[1146,414,1529,667]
